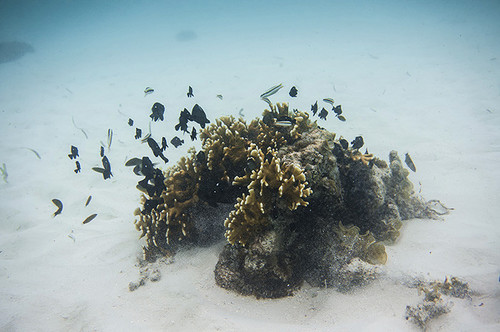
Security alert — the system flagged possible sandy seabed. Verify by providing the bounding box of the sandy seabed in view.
[1,1,499,331]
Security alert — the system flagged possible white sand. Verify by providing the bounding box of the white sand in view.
[1,1,499,331]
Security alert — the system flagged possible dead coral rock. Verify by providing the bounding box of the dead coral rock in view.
[214,230,302,298]
[334,258,380,292]
[128,256,173,291]
[405,301,451,329]
[405,276,470,329]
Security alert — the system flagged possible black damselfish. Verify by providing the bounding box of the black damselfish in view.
[137,157,165,198]
[74,161,81,173]
[311,101,318,116]
[68,145,79,159]
[101,156,112,179]
[289,86,298,97]
[318,108,328,120]
[171,136,184,148]
[150,102,165,122]
[190,127,197,141]
[147,137,169,163]
[161,137,168,151]
[405,153,417,172]
[351,136,364,150]
[175,108,191,133]
[187,86,194,97]
[191,104,210,128]
[135,128,142,139]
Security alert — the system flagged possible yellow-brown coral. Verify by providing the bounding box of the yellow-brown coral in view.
[351,150,375,166]
[225,144,312,245]
[336,221,388,265]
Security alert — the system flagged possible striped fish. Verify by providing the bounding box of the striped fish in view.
[260,83,283,99]
[261,96,272,107]
[323,98,335,105]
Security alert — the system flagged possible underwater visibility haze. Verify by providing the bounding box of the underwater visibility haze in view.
[0,0,500,330]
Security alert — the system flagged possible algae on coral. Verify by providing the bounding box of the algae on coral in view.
[134,101,444,297]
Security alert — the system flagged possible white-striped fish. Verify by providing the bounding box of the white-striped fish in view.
[323,98,335,105]
[144,87,154,96]
[260,83,283,99]
[261,96,272,107]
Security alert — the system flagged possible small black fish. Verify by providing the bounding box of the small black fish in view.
[289,86,298,97]
[74,161,81,173]
[68,145,79,159]
[170,136,184,148]
[147,137,169,163]
[191,104,210,128]
[150,102,165,122]
[128,118,134,126]
[333,105,342,115]
[52,199,63,217]
[125,157,142,167]
[318,108,328,120]
[245,157,258,173]
[135,128,142,139]
[339,138,349,150]
[83,213,97,224]
[141,156,154,177]
[175,108,191,133]
[100,146,105,157]
[311,101,318,116]
[187,86,194,97]
[195,151,206,165]
[85,195,92,207]
[102,156,112,179]
[161,137,168,151]
[190,127,197,141]
[133,164,142,176]
[405,153,416,172]
[351,136,364,150]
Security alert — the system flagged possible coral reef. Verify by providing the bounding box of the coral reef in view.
[134,101,444,297]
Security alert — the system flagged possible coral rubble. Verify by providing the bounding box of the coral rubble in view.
[134,101,444,298]
[405,276,471,329]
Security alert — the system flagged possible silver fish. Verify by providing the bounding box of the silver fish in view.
[405,153,416,172]
[141,133,151,143]
[260,83,283,99]
[216,94,223,100]
[23,147,41,159]
[0,163,7,183]
[85,195,92,207]
[52,199,63,217]
[261,96,273,108]
[107,129,113,149]
[83,213,97,224]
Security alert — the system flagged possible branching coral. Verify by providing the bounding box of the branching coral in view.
[133,99,442,298]
[225,144,312,245]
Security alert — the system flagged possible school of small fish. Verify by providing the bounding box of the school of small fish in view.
[52,82,420,239]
